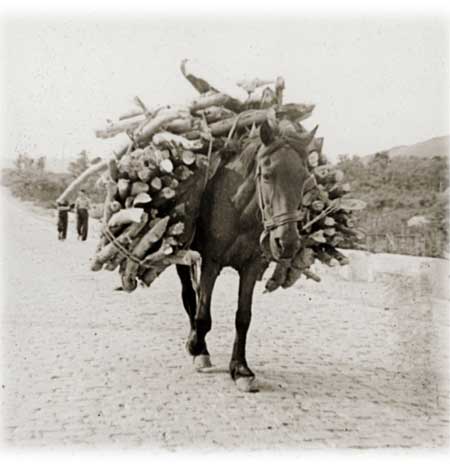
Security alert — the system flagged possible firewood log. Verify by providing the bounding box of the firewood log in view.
[302,269,321,282]
[165,118,196,134]
[91,213,149,271]
[308,152,319,168]
[160,159,174,174]
[137,166,153,183]
[336,198,366,211]
[196,106,235,123]
[326,247,350,266]
[329,183,351,199]
[133,192,152,206]
[130,181,150,196]
[124,196,134,209]
[311,200,325,212]
[121,217,171,292]
[181,150,196,166]
[174,165,194,182]
[281,247,315,289]
[96,180,119,251]
[153,188,176,208]
[152,131,203,151]
[180,59,219,94]
[139,263,171,287]
[134,109,188,142]
[275,76,285,106]
[164,236,180,247]
[281,267,302,289]
[330,232,344,247]
[264,262,289,293]
[108,208,145,228]
[149,177,163,192]
[320,216,335,227]
[140,239,174,267]
[167,222,185,236]
[110,201,122,213]
[117,178,130,201]
[323,227,336,237]
[95,119,144,139]
[315,249,338,267]
[296,247,316,268]
[190,93,232,112]
[108,159,120,182]
[308,230,326,244]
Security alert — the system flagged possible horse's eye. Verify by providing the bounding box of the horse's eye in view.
[262,173,271,182]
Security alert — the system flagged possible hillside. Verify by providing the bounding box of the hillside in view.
[337,135,449,257]
[385,135,449,159]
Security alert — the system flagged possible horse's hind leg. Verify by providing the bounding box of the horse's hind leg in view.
[230,264,259,392]
[189,260,221,369]
[176,265,196,333]
[177,261,220,371]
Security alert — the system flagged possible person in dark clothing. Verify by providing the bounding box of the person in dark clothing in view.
[75,190,91,241]
[56,200,71,240]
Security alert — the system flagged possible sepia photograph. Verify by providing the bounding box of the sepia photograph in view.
[0,0,449,457]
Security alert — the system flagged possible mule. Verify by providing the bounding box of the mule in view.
[176,121,317,392]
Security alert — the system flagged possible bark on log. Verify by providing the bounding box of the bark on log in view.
[95,118,144,139]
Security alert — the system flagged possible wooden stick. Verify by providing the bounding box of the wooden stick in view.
[122,217,171,292]
[108,208,145,228]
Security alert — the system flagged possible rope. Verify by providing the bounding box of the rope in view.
[103,226,142,265]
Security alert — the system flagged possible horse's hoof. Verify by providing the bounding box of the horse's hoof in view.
[193,354,212,372]
[235,376,258,393]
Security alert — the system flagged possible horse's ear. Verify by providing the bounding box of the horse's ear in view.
[301,125,319,148]
[315,137,324,154]
[260,120,276,146]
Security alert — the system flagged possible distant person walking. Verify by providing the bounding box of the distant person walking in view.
[56,200,71,240]
[75,190,91,241]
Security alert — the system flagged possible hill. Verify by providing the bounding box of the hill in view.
[337,135,449,257]
[385,135,449,159]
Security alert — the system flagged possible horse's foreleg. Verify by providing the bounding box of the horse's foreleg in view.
[186,260,220,368]
[230,264,259,391]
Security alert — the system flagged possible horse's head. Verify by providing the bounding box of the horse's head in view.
[256,120,317,261]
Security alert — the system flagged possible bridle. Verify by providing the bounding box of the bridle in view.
[255,137,317,257]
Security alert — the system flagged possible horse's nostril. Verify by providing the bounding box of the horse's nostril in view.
[275,237,284,253]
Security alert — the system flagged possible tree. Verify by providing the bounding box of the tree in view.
[68,150,90,178]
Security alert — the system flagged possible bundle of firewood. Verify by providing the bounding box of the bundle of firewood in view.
[264,152,366,292]
[89,139,210,292]
[57,60,365,292]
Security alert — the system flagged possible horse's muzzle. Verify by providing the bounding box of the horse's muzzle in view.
[269,225,301,260]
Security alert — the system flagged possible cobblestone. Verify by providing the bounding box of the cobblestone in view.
[1,190,449,449]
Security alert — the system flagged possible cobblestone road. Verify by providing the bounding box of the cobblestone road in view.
[1,191,449,449]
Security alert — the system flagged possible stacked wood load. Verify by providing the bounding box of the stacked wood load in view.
[57,60,365,292]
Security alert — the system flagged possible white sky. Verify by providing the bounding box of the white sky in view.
[1,14,449,170]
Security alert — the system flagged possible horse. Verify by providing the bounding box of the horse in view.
[176,120,317,392]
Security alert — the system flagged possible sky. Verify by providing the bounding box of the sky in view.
[1,15,449,171]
